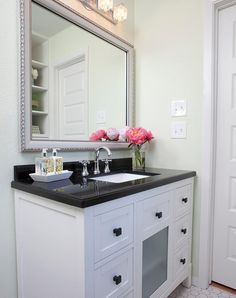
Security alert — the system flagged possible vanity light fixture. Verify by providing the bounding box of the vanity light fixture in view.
[78,0,127,24]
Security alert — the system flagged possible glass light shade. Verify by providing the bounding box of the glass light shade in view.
[98,0,113,12]
[113,4,128,22]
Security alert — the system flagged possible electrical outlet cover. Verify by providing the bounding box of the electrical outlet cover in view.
[171,100,187,117]
[171,121,187,139]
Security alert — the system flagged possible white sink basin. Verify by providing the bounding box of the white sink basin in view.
[90,173,150,183]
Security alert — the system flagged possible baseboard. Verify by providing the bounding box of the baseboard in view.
[192,276,200,287]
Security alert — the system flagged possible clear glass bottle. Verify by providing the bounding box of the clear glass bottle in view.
[35,148,50,175]
[50,148,63,174]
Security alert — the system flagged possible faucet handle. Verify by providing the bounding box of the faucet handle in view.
[102,159,112,174]
[79,160,90,176]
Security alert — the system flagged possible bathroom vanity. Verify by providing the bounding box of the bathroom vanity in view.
[12,160,195,298]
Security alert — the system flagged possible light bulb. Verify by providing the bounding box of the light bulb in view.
[113,3,127,22]
[98,0,113,12]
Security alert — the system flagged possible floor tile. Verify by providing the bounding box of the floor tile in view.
[169,285,236,298]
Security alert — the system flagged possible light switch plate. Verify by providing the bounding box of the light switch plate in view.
[171,100,187,117]
[96,110,106,124]
[171,121,187,139]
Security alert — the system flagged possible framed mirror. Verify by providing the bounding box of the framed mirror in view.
[20,0,134,151]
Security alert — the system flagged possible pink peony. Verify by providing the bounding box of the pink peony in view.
[146,130,154,141]
[89,129,107,141]
[106,128,119,141]
[126,127,154,147]
[119,126,129,141]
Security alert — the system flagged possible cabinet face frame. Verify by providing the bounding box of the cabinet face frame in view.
[19,0,134,152]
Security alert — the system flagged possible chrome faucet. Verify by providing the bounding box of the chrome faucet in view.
[94,146,112,175]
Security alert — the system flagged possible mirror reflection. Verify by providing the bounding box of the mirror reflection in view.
[31,2,127,141]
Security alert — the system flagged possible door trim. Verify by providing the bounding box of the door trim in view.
[199,0,236,289]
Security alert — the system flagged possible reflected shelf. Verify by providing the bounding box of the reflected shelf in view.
[32,133,48,139]
[32,110,48,115]
[32,60,48,69]
[32,85,48,93]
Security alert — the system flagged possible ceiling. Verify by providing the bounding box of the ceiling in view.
[32,3,72,38]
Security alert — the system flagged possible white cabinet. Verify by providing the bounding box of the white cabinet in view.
[14,178,194,298]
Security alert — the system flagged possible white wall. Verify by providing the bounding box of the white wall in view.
[0,1,134,297]
[134,0,203,279]
[58,0,134,44]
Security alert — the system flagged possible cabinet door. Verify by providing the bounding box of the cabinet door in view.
[142,192,171,239]
[173,214,191,250]
[173,243,189,280]
[94,249,133,298]
[174,185,192,218]
[94,204,133,262]
[142,227,169,298]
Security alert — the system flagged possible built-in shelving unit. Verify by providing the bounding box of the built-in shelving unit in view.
[31,31,49,139]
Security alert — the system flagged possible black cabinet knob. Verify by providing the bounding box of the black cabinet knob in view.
[181,228,187,234]
[113,227,122,237]
[113,275,122,285]
[180,258,186,265]
[182,197,188,203]
[155,212,163,219]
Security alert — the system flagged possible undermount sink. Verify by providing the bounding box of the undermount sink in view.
[89,173,150,183]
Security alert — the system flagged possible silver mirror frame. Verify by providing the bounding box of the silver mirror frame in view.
[19,0,134,152]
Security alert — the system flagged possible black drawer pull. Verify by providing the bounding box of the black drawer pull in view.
[113,275,122,285]
[155,212,163,219]
[113,227,122,237]
[180,258,186,265]
[182,197,188,203]
[181,228,187,234]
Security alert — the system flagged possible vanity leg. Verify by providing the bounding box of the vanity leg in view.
[182,275,192,288]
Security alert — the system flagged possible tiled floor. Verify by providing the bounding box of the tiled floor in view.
[169,285,236,298]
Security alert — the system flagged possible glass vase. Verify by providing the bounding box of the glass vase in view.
[132,147,145,170]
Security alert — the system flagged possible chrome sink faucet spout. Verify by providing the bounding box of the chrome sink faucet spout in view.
[94,146,112,175]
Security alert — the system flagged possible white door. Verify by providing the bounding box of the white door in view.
[58,58,88,140]
[212,4,236,289]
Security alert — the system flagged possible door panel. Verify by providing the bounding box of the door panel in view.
[212,4,236,289]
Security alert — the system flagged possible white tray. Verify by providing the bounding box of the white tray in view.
[29,170,73,182]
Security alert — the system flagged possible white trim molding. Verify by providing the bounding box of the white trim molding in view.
[199,0,236,289]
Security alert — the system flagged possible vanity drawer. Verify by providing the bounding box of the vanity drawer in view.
[173,214,191,249]
[173,243,189,280]
[174,185,192,218]
[142,192,171,238]
[94,204,133,262]
[94,249,133,298]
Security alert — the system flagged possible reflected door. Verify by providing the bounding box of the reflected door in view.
[57,57,88,140]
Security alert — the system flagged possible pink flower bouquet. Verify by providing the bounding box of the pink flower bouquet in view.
[126,127,154,148]
[126,127,154,170]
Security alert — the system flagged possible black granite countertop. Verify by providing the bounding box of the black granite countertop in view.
[11,158,196,208]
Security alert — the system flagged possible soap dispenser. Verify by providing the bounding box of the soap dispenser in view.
[35,148,50,175]
[51,148,63,174]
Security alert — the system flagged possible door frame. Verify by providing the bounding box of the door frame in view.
[199,0,236,289]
